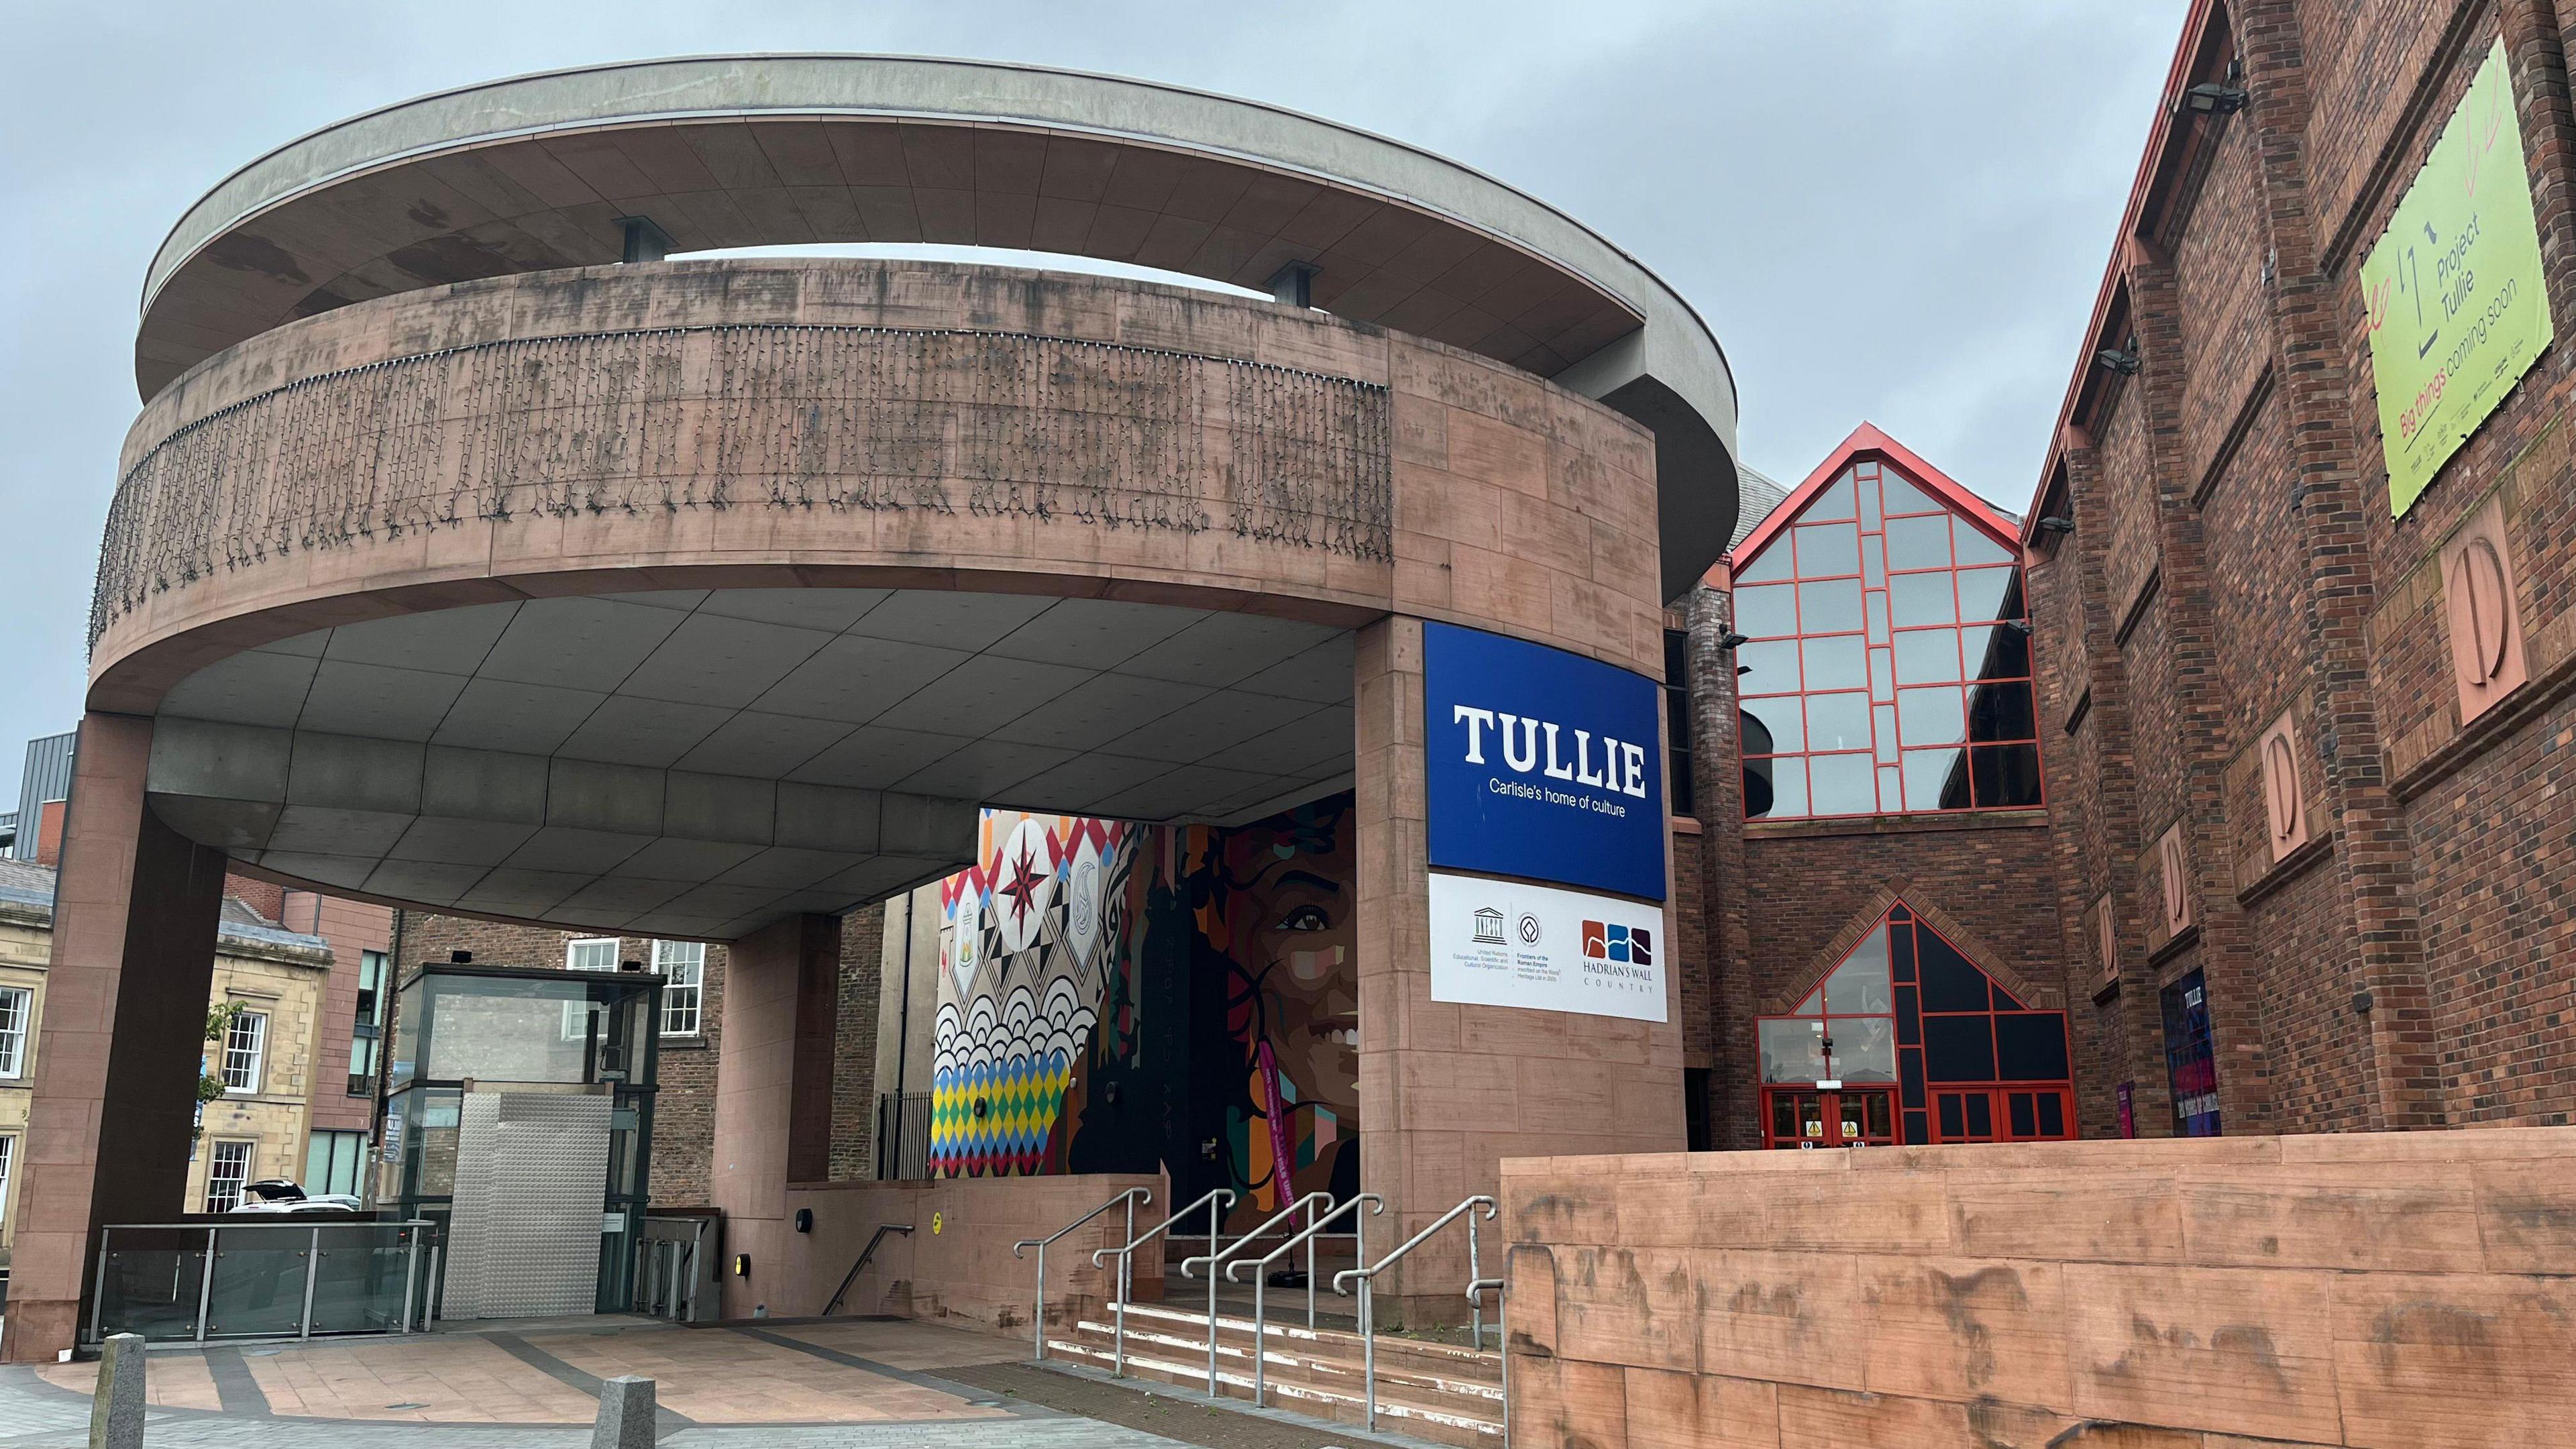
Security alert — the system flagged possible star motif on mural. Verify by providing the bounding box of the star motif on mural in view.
[999,842,1046,932]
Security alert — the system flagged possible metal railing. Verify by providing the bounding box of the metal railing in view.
[1470,1270,1509,1445]
[874,1092,931,1180]
[1332,1195,1498,1433]
[89,1220,437,1346]
[822,1223,914,1318]
[634,1216,712,1323]
[1177,1191,1328,1396]
[1090,1187,1235,1378]
[1224,1193,1382,1407]
[1013,1187,1149,1362]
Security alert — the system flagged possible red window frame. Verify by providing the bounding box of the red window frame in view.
[1926,1085,2077,1143]
[1755,901,2076,1148]
[1731,447,2043,820]
[1762,1087,1899,1148]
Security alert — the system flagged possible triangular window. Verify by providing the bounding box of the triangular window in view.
[1756,901,2074,1146]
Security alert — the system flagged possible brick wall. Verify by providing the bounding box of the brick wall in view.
[830,902,885,1181]
[1670,820,1710,1069]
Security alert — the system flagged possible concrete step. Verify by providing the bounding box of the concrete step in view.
[1067,1316,1501,1405]
[1044,1299,1505,1448]
[1042,1336,1504,1447]
[1105,1300,1501,1383]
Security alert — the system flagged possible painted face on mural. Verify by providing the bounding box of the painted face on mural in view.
[1220,798,1359,1181]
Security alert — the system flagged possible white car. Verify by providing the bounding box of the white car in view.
[228,1181,364,1214]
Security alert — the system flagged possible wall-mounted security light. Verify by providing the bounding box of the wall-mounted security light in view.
[1717,631,1751,650]
[2037,516,2076,535]
[2180,83,2250,116]
[1735,664,1752,676]
[2095,348,2142,376]
[794,1208,814,1234]
[733,1254,751,1278]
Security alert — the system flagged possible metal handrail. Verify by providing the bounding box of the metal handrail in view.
[1330,1194,1499,1434]
[1178,1191,1330,1395]
[1012,1186,1149,1362]
[1224,1193,1382,1407]
[1090,1187,1235,1379]
[1467,1275,1504,1344]
[92,1219,423,1231]
[822,1223,913,1318]
[635,1215,711,1322]
[1470,1273,1509,1444]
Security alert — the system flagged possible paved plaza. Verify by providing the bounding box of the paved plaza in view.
[0,1318,1383,1448]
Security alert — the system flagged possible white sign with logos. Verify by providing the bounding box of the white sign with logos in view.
[1427,871,1666,1023]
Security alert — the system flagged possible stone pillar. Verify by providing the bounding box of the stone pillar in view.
[1,713,227,1364]
[710,912,839,1319]
[1354,615,1432,1317]
[1354,617,1686,1324]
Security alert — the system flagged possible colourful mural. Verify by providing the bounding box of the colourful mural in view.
[922,794,1360,1227]
[930,811,1141,1176]
[1187,795,1359,1226]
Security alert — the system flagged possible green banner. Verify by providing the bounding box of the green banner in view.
[2361,37,2554,520]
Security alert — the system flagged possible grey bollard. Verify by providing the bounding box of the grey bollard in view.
[591,1375,656,1449]
[89,1333,146,1449]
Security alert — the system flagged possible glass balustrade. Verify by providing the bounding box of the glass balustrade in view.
[90,1220,436,1344]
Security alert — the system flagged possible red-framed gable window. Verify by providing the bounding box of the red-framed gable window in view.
[1731,434,2040,820]
[1756,901,2075,1148]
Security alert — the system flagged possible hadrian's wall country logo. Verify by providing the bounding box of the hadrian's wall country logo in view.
[1582,921,1653,967]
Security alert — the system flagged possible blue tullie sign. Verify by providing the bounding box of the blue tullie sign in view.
[1422,621,1666,902]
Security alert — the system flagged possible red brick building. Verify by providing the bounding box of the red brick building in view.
[1685,0,2576,1150]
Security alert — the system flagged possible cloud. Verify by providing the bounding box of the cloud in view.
[0,0,2186,805]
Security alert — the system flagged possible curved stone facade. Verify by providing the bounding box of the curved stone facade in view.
[94,259,1663,712]
[129,55,1737,598]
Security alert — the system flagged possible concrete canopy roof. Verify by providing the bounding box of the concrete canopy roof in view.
[138,54,1740,600]
[147,590,1356,941]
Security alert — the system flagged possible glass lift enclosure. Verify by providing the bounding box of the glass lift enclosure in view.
[382,961,661,1312]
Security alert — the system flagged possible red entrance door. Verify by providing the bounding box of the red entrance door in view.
[1764,1088,1896,1148]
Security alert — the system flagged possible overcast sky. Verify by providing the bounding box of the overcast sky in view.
[0,0,2187,809]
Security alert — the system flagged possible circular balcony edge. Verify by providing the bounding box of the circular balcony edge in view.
[130,56,1739,594]
[141,54,1734,407]
[92,260,1672,712]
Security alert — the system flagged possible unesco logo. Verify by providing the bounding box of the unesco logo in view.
[1468,907,1547,947]
[1580,921,1653,966]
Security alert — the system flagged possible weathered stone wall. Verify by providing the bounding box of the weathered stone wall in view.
[1506,1128,2576,1448]
[91,259,1666,722]
[761,1172,1161,1333]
